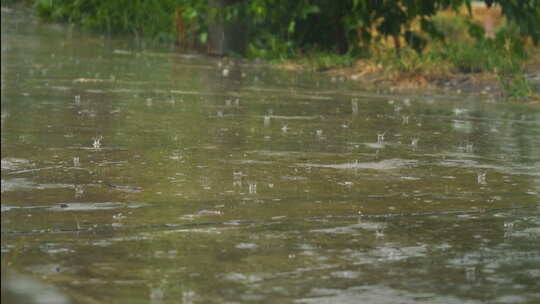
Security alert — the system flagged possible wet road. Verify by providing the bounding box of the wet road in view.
[1,7,540,304]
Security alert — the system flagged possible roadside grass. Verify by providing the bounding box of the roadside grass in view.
[295,6,539,101]
[4,0,537,100]
[294,52,356,72]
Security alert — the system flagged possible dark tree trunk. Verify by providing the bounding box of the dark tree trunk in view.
[207,0,248,56]
[336,24,349,54]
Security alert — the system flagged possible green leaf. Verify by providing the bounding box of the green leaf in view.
[467,21,485,41]
[288,21,295,34]
[199,32,208,44]
[300,4,320,18]
[420,18,444,41]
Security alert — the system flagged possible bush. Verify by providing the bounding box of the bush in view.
[34,0,204,43]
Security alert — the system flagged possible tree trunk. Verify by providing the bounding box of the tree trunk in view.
[207,0,248,56]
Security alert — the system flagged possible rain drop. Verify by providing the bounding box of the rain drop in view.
[477,172,486,185]
[92,136,103,149]
[377,133,385,144]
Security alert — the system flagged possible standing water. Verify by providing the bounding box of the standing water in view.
[2,7,540,304]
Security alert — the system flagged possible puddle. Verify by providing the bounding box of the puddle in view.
[1,7,539,304]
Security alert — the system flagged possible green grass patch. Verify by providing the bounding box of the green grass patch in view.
[366,12,538,100]
[295,51,356,71]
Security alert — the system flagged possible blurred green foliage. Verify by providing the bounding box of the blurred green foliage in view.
[241,0,538,58]
[33,0,208,42]
[29,0,539,56]
[5,0,538,98]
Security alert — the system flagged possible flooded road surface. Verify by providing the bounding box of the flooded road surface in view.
[2,7,540,304]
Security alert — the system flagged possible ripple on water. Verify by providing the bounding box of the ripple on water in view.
[26,263,73,276]
[495,295,529,304]
[1,178,73,193]
[235,243,258,249]
[311,222,387,234]
[330,271,360,279]
[346,245,427,265]
[39,244,73,254]
[222,272,263,283]
[49,202,146,211]
[363,143,385,149]
[435,155,540,176]
[296,285,482,304]
[1,158,32,171]
[300,159,418,170]
[1,205,47,212]
[371,245,427,261]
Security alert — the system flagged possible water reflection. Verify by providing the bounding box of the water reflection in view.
[2,7,540,304]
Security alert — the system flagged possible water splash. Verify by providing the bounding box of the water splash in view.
[377,133,385,144]
[92,136,102,149]
[74,185,84,199]
[466,142,474,153]
[453,108,468,116]
[249,183,257,194]
[477,172,487,185]
[403,98,411,107]
[402,115,409,125]
[233,171,243,187]
[351,98,358,115]
[465,266,477,282]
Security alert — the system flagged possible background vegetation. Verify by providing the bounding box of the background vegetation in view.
[3,0,539,99]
